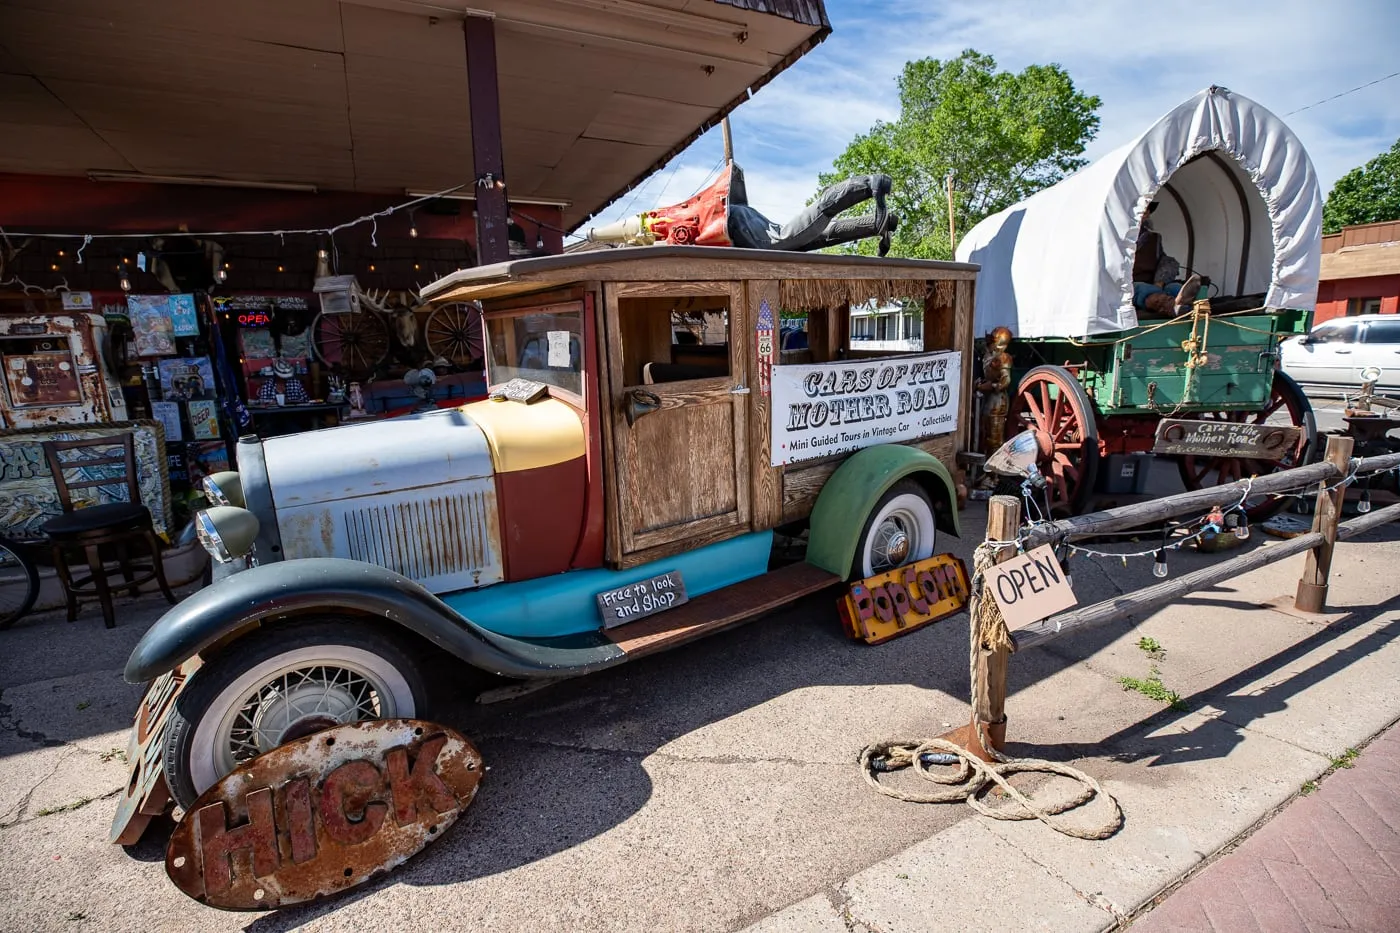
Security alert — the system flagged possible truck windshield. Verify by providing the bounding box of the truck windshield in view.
[484,304,584,399]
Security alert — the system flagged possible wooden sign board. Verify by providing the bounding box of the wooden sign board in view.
[596,570,688,628]
[1152,418,1300,458]
[165,719,482,911]
[490,378,549,404]
[838,553,970,645]
[985,544,1077,629]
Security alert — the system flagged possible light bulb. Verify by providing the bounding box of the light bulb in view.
[1059,558,1073,590]
[1234,516,1251,540]
[214,268,227,284]
[409,222,419,238]
[1359,490,1372,514]
[536,233,545,250]
[1153,549,1168,578]
[119,270,131,292]
[277,264,285,273]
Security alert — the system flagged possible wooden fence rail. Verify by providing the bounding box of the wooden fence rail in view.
[955,436,1400,761]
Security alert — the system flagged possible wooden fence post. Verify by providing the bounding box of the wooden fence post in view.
[1295,434,1354,614]
[939,494,1023,760]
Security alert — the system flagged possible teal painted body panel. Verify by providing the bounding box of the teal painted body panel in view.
[443,530,775,638]
[1012,309,1310,415]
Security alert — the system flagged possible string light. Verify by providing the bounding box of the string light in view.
[1152,549,1169,578]
[408,208,419,239]
[118,264,131,292]
[1359,487,1372,514]
[0,184,465,244]
[215,267,228,284]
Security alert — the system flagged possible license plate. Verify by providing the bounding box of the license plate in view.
[596,570,688,629]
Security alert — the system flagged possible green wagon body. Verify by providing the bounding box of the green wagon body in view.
[1010,308,1311,416]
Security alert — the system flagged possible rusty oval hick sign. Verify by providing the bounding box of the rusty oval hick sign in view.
[165,719,482,911]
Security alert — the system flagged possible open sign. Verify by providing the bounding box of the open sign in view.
[165,719,482,911]
[985,544,1078,629]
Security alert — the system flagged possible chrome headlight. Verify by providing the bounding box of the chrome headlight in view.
[202,471,244,508]
[196,506,260,563]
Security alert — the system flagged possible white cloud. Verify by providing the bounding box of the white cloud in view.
[582,0,1400,233]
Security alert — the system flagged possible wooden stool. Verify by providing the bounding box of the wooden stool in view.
[41,434,176,628]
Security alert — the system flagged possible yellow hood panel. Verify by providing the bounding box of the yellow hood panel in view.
[461,397,585,474]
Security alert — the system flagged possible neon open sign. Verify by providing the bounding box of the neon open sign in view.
[236,310,273,327]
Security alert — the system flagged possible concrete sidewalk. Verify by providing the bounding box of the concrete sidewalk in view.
[746,529,1400,933]
[1133,723,1400,932]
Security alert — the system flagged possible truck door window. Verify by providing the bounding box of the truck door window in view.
[618,295,731,386]
[483,303,583,399]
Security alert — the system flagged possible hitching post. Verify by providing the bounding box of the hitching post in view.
[942,494,1020,759]
[1295,434,1354,614]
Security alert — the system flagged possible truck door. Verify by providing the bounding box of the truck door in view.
[603,282,750,559]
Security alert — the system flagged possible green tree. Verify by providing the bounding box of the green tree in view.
[1323,137,1400,233]
[819,50,1101,259]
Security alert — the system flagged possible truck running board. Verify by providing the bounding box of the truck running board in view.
[606,561,843,657]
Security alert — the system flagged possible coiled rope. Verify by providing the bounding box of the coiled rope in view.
[858,543,1124,840]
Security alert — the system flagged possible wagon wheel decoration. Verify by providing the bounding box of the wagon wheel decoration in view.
[424,302,484,368]
[1176,370,1316,521]
[1007,365,1101,516]
[310,310,391,380]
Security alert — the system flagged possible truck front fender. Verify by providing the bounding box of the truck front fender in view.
[124,558,627,684]
[805,444,962,578]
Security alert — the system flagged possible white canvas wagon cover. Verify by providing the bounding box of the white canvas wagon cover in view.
[955,86,1323,338]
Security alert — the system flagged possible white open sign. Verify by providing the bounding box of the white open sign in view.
[985,544,1078,629]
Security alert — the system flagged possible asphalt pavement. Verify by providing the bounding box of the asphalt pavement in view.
[2,459,1399,932]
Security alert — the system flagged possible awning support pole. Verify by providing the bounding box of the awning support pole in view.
[464,15,510,266]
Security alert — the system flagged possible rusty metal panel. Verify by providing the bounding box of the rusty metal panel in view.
[837,554,970,645]
[110,659,202,845]
[277,478,504,593]
[165,719,483,911]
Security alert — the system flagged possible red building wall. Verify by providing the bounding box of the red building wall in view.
[1314,275,1400,323]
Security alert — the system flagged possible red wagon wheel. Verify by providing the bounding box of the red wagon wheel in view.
[1007,365,1101,516]
[1177,370,1316,521]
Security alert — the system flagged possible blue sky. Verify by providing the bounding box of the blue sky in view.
[580,0,1400,235]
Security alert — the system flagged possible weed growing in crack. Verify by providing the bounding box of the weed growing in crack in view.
[1300,780,1319,796]
[1136,636,1164,659]
[98,748,126,763]
[1117,667,1187,710]
[1330,748,1359,769]
[37,796,92,816]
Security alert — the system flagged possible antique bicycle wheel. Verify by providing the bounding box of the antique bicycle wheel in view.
[424,302,483,367]
[1007,365,1101,516]
[1177,370,1316,521]
[0,538,40,630]
[310,311,391,380]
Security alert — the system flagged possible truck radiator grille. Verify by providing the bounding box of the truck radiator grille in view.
[343,492,495,581]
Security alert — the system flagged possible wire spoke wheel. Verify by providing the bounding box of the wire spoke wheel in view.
[424,302,483,367]
[1177,371,1317,521]
[214,660,399,779]
[1008,366,1101,517]
[311,310,391,379]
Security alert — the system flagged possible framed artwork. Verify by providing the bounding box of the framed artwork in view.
[170,295,200,337]
[127,295,178,356]
[187,440,230,487]
[158,357,215,402]
[187,399,220,440]
[151,400,183,442]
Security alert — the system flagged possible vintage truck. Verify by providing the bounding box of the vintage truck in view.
[117,247,977,820]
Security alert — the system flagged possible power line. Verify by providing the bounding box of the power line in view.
[1285,70,1400,116]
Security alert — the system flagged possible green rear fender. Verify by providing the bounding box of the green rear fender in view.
[805,444,961,578]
